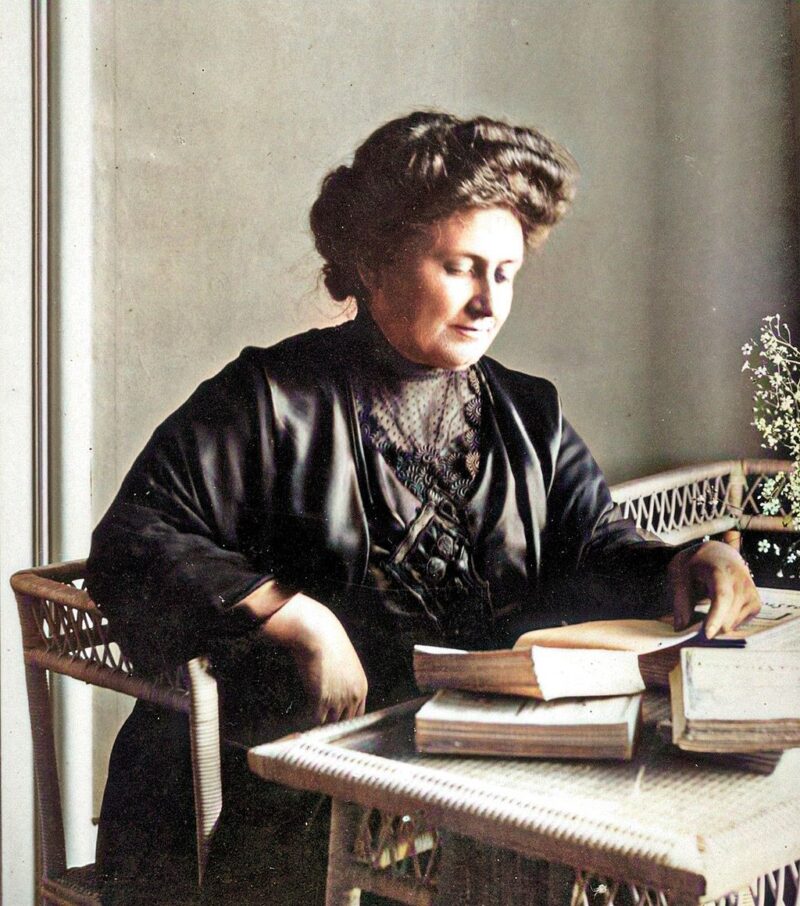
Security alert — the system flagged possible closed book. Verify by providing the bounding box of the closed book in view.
[670,647,800,753]
[414,689,642,760]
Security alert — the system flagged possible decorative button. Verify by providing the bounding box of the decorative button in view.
[426,557,447,583]
[436,535,455,558]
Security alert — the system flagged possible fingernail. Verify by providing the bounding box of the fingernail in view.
[705,621,719,639]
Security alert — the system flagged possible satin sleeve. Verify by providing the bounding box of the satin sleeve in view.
[540,411,678,622]
[86,349,281,674]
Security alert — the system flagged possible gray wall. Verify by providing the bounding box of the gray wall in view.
[92,0,797,509]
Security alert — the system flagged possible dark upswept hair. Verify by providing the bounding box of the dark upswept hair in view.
[309,111,578,304]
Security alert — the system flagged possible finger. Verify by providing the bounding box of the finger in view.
[704,571,736,639]
[314,699,337,726]
[731,591,762,630]
[347,695,367,720]
[315,704,329,726]
[343,698,359,721]
[719,575,760,634]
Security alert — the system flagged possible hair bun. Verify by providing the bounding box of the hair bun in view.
[310,166,366,302]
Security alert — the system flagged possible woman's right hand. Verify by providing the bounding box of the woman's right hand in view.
[252,590,369,725]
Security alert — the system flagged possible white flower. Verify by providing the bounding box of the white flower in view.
[745,314,800,537]
[758,538,771,552]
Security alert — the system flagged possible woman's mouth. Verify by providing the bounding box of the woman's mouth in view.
[452,323,494,338]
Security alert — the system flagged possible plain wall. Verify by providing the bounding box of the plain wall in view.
[91,0,798,514]
[80,0,799,822]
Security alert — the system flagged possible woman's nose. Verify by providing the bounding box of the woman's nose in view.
[468,276,496,316]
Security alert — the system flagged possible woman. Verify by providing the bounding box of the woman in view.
[88,112,759,903]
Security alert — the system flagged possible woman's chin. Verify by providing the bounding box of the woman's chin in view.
[440,334,495,368]
[415,343,489,370]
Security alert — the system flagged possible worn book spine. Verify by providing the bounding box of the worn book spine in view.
[413,647,541,696]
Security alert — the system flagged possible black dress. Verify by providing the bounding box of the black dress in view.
[89,313,677,903]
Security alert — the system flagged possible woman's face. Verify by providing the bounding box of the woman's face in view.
[364,207,525,369]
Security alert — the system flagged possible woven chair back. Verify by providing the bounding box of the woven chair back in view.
[10,560,221,903]
[611,458,795,546]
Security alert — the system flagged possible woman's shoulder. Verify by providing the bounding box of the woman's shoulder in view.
[480,355,561,413]
[236,320,356,385]
[153,324,352,438]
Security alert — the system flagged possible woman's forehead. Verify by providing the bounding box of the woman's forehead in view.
[420,207,525,258]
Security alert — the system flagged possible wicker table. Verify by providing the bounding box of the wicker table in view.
[248,696,800,906]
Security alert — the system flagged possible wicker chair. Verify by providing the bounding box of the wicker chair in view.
[610,458,796,546]
[10,560,223,906]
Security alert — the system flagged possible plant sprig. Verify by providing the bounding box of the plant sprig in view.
[742,314,800,530]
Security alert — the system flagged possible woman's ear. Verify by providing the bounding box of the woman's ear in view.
[357,261,380,295]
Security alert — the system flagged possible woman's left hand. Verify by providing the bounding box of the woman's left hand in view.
[667,540,762,638]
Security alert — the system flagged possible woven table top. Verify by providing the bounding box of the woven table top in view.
[248,694,800,901]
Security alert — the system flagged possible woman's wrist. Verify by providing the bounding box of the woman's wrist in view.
[252,590,342,654]
[238,581,354,661]
[236,578,295,620]
[236,580,326,651]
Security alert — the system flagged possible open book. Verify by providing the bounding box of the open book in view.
[670,647,800,753]
[415,690,642,760]
[413,587,800,702]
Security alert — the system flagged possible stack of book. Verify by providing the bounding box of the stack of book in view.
[413,587,800,764]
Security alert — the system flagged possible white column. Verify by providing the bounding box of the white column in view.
[49,0,97,867]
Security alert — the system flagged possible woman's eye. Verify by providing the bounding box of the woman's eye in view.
[495,269,513,284]
[445,263,472,276]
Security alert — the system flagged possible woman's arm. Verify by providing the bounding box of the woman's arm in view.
[89,349,368,723]
[238,583,368,723]
[544,416,758,633]
[87,351,282,673]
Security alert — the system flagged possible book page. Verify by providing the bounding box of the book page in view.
[416,691,526,723]
[681,649,800,721]
[515,694,639,727]
[515,619,702,655]
[756,586,800,611]
[417,689,639,727]
[720,594,800,646]
[531,646,644,700]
